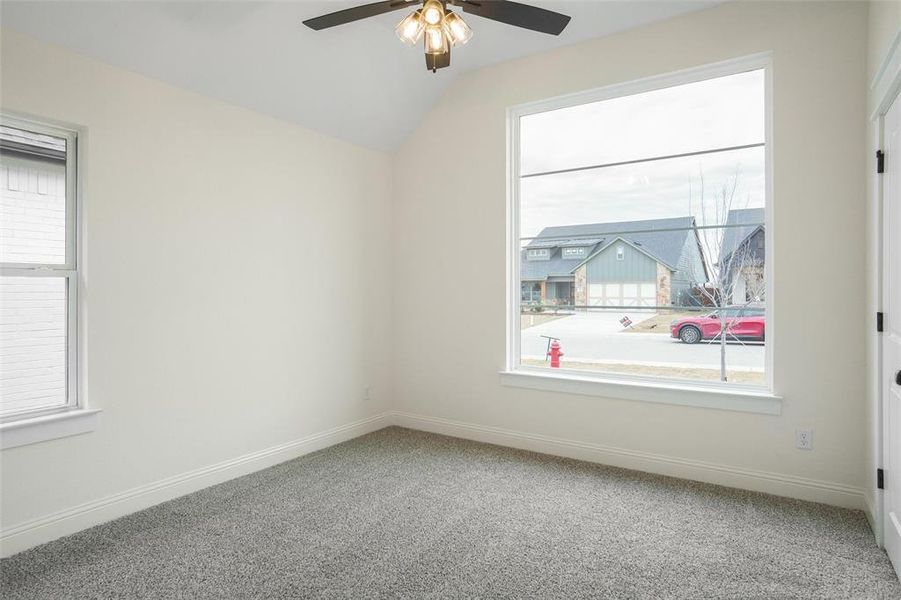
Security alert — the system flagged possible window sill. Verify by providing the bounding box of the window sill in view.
[1,408,101,450]
[499,369,781,415]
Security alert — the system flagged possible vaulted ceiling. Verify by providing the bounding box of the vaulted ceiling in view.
[1,1,716,151]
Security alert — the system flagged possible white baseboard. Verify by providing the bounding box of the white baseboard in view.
[865,489,884,547]
[0,412,391,558]
[3,409,870,558]
[391,411,867,511]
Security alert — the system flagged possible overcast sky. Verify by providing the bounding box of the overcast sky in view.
[519,69,766,239]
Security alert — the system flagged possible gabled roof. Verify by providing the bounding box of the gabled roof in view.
[521,216,699,281]
[573,235,677,272]
[718,208,765,264]
[528,216,696,261]
[521,253,583,281]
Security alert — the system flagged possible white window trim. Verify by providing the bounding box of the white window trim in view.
[1,112,98,446]
[563,247,585,258]
[1,408,101,450]
[527,248,550,259]
[500,369,781,415]
[505,53,777,413]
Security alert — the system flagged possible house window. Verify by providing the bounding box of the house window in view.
[527,248,550,260]
[521,282,541,303]
[509,57,771,396]
[1,117,80,422]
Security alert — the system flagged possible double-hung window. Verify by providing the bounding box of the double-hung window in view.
[1,116,83,432]
[508,56,774,407]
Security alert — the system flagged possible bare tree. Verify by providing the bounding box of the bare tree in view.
[689,169,761,382]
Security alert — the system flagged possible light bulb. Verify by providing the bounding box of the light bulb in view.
[395,10,424,45]
[424,25,448,55]
[422,0,443,26]
[443,11,472,45]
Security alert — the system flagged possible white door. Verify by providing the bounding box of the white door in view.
[603,283,619,307]
[588,284,604,307]
[883,94,901,578]
[639,283,656,307]
[622,284,638,306]
[588,282,656,307]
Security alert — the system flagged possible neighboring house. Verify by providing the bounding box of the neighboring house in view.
[522,217,708,308]
[0,126,67,264]
[718,208,765,304]
[0,126,69,413]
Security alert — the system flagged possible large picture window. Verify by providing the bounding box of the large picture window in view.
[0,116,79,421]
[509,57,771,392]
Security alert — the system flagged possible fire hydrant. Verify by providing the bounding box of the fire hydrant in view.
[548,340,564,368]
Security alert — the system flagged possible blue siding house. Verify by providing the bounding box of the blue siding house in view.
[521,217,708,308]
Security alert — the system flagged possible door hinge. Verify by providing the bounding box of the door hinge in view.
[877,150,885,174]
[878,311,884,333]
[878,468,885,490]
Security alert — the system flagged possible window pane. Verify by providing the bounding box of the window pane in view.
[518,69,767,389]
[0,276,68,416]
[520,69,764,175]
[521,145,765,239]
[0,126,68,265]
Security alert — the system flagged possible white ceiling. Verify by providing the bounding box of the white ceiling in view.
[1,1,716,151]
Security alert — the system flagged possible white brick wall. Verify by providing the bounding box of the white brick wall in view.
[0,155,66,264]
[0,155,68,415]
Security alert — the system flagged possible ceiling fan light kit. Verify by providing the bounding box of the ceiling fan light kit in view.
[304,0,571,73]
[442,11,474,45]
[395,10,425,45]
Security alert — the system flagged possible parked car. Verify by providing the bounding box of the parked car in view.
[670,305,765,344]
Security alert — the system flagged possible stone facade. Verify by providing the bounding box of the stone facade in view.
[656,263,672,307]
[574,265,587,308]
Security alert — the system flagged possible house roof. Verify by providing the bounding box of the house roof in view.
[718,208,765,264]
[522,216,698,281]
[521,254,582,281]
[574,235,677,271]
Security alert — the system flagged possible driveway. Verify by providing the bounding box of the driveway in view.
[522,311,764,371]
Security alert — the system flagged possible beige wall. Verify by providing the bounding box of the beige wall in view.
[0,30,393,533]
[869,1,901,83]
[393,1,869,498]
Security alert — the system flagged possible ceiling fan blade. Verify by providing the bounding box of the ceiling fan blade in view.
[303,0,419,31]
[453,0,570,35]
[425,49,451,72]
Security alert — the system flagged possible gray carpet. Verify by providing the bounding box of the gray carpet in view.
[2,427,899,599]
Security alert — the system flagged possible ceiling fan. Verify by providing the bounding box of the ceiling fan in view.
[303,0,571,73]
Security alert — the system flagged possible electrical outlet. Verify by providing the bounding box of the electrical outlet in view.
[795,429,813,450]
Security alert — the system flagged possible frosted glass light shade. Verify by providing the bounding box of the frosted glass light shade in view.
[395,10,425,45]
[424,25,448,55]
[443,12,472,46]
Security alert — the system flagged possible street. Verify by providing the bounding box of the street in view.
[522,311,764,371]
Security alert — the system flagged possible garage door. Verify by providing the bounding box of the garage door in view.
[588,282,656,307]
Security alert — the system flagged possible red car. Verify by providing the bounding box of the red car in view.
[670,306,765,344]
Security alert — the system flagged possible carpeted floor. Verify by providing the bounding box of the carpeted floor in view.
[2,427,899,599]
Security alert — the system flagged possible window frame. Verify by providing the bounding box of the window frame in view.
[562,247,586,259]
[504,53,778,412]
[527,248,550,260]
[1,113,90,432]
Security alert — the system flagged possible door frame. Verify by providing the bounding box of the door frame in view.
[871,29,901,549]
